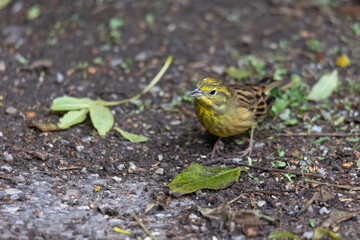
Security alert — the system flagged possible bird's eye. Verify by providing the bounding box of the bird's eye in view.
[210,89,216,95]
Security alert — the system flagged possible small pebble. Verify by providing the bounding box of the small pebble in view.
[3,151,14,162]
[5,188,22,195]
[257,200,267,207]
[81,167,87,174]
[77,206,90,211]
[76,145,84,152]
[0,165,12,173]
[157,154,164,161]
[117,164,125,171]
[170,120,181,125]
[5,107,17,115]
[56,72,64,83]
[303,231,314,239]
[112,176,122,183]
[0,60,5,72]
[128,162,137,173]
[135,52,148,61]
[311,125,322,133]
[155,168,164,175]
[319,206,330,215]
[0,131,3,137]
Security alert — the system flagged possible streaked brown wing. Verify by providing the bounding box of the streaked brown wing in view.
[229,84,275,120]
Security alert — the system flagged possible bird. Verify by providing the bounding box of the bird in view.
[191,77,279,159]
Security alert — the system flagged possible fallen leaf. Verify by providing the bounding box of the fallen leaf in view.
[115,127,148,143]
[335,55,350,67]
[29,122,68,132]
[268,231,299,239]
[313,227,344,240]
[169,164,247,195]
[307,70,339,101]
[114,227,131,235]
[0,0,11,10]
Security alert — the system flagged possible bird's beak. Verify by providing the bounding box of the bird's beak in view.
[190,87,203,97]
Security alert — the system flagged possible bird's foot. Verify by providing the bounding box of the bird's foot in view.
[239,139,254,157]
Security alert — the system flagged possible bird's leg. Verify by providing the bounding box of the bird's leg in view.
[210,137,222,159]
[240,127,254,157]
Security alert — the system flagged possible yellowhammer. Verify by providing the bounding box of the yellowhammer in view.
[191,77,279,158]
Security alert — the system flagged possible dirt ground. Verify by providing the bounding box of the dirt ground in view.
[1,0,360,239]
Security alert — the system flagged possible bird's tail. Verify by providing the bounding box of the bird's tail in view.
[257,77,295,92]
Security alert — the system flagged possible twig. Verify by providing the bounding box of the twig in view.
[229,193,247,204]
[274,132,360,137]
[131,211,158,240]
[304,179,360,191]
[58,166,80,171]
[297,192,320,216]
[236,163,324,179]
[0,174,17,183]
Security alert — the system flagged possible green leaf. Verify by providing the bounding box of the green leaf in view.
[58,109,89,128]
[109,17,124,29]
[27,4,41,20]
[268,231,299,239]
[225,67,252,80]
[309,218,316,227]
[313,227,344,240]
[311,137,330,145]
[0,0,11,10]
[115,127,148,143]
[271,161,286,168]
[284,119,298,126]
[352,23,360,36]
[307,70,339,101]
[51,96,94,111]
[357,158,360,168]
[306,39,322,52]
[169,164,247,195]
[16,54,28,65]
[89,104,114,136]
[348,138,359,143]
[277,149,285,157]
[333,116,344,126]
[271,98,289,116]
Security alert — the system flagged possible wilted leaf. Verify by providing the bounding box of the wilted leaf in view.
[0,0,11,10]
[89,104,114,136]
[169,164,247,195]
[114,227,131,235]
[313,227,344,240]
[27,4,41,20]
[322,209,357,228]
[115,127,148,143]
[109,17,124,29]
[311,137,330,145]
[335,55,350,67]
[307,70,339,101]
[51,96,94,111]
[29,122,68,132]
[268,231,299,239]
[225,67,252,80]
[58,109,89,128]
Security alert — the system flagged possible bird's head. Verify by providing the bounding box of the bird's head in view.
[191,78,231,108]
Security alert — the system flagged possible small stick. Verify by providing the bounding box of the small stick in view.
[297,192,320,216]
[274,132,360,137]
[0,174,17,183]
[131,211,158,240]
[229,193,247,204]
[304,179,360,191]
[236,163,324,179]
[58,166,80,171]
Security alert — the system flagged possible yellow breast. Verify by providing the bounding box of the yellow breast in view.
[194,99,253,137]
